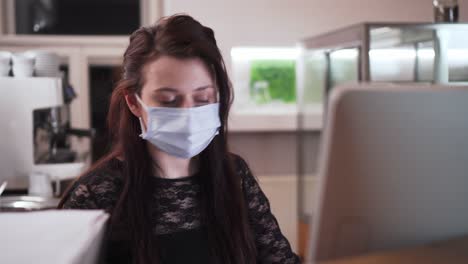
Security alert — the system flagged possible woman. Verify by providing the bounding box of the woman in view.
[58,14,300,264]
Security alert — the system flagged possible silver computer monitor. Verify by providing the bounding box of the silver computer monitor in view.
[308,83,468,263]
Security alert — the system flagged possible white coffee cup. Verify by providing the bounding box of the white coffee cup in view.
[28,171,53,197]
[0,51,12,60]
[12,53,34,64]
[0,64,10,76]
[12,54,35,77]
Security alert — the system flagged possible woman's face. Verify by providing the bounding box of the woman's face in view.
[141,55,216,108]
[126,55,217,123]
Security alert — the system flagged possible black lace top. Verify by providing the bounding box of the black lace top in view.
[60,155,300,264]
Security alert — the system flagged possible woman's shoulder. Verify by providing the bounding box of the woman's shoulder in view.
[229,153,250,176]
[229,153,258,188]
[79,158,124,188]
[60,158,124,210]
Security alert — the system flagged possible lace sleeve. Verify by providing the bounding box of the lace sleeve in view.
[236,156,301,264]
[60,166,121,212]
[61,182,99,209]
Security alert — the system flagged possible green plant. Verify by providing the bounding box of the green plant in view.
[250,60,296,103]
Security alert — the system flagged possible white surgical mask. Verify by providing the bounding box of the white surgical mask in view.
[135,94,221,159]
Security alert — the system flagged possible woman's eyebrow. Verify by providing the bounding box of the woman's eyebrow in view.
[154,87,178,93]
[153,85,213,93]
[194,85,214,91]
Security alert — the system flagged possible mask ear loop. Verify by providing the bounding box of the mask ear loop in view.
[134,93,149,111]
[212,102,221,136]
[138,117,147,138]
[134,94,149,138]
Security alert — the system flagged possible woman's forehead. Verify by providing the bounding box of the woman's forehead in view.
[142,56,215,94]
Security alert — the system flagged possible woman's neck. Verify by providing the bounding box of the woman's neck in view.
[147,143,198,179]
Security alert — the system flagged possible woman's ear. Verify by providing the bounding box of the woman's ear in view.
[124,94,142,117]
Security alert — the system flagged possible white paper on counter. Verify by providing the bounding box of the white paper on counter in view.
[0,210,109,264]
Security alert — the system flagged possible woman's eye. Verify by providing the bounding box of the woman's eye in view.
[194,100,210,107]
[160,100,178,106]
[155,94,178,106]
[194,94,211,103]
[159,98,176,104]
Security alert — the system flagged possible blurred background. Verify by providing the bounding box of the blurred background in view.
[1,0,467,259]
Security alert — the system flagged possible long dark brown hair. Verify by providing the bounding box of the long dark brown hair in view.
[58,14,257,264]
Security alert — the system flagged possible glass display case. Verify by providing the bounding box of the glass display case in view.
[296,22,468,254]
[298,23,468,108]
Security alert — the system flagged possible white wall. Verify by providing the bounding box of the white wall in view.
[164,0,468,74]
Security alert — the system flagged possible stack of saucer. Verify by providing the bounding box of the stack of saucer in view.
[25,50,61,77]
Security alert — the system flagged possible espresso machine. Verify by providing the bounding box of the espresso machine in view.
[0,76,94,195]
